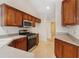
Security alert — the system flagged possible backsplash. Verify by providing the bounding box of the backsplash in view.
[66,25,79,40]
[0,26,19,35]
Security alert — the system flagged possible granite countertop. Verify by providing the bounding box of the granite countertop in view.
[0,46,34,58]
[0,34,34,58]
[0,34,27,47]
[56,33,79,46]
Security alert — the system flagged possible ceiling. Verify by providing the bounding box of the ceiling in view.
[28,0,57,21]
[0,0,63,21]
[3,0,63,22]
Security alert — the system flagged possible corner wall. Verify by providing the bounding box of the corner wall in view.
[55,0,68,33]
[66,25,79,40]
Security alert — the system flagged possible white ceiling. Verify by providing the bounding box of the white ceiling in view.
[0,0,63,21]
[28,0,57,21]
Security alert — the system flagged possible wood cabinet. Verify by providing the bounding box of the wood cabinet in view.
[31,17,36,27]
[0,4,41,27]
[23,13,29,20]
[23,13,41,27]
[9,34,39,51]
[55,38,78,58]
[6,7,16,26]
[63,42,77,58]
[15,10,22,27]
[28,15,32,21]
[78,48,79,57]
[77,0,79,24]
[0,4,23,27]
[62,0,77,25]
[9,37,27,51]
[55,39,63,58]
[9,40,16,48]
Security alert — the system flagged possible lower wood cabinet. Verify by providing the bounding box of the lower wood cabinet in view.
[63,42,77,58]
[55,39,63,58]
[8,35,39,51]
[78,48,79,58]
[9,37,27,51]
[55,38,78,58]
[9,40,16,48]
[15,37,27,51]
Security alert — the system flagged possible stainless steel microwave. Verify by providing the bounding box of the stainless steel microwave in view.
[23,20,32,28]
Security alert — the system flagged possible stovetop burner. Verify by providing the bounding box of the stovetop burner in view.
[19,30,36,36]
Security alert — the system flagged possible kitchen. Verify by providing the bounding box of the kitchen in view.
[0,0,79,58]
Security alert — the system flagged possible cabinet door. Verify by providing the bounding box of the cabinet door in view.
[23,13,29,20]
[15,37,27,51]
[62,0,76,25]
[6,7,16,26]
[32,17,36,27]
[28,15,32,21]
[77,47,79,58]
[9,37,27,51]
[9,40,16,48]
[63,42,77,58]
[15,10,22,27]
[77,0,79,24]
[55,39,63,58]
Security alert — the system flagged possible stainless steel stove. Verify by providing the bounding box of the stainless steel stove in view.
[19,30,37,51]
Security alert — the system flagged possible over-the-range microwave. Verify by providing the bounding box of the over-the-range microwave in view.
[22,20,32,28]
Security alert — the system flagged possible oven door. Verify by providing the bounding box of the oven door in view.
[28,38,36,50]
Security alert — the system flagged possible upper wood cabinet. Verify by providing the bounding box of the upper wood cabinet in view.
[15,10,23,27]
[23,13,41,27]
[77,0,79,24]
[62,0,77,25]
[6,7,16,26]
[28,15,32,21]
[2,5,16,26]
[0,4,23,27]
[23,13,29,20]
[0,4,41,27]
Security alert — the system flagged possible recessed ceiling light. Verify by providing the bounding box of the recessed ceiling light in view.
[46,6,50,10]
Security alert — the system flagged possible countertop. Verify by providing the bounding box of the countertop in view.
[0,46,34,58]
[0,34,27,47]
[0,34,34,58]
[56,33,79,46]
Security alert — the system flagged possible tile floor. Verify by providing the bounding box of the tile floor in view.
[31,39,55,58]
